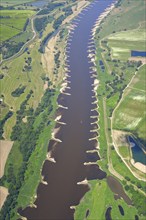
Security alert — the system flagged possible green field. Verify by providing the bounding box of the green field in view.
[98,0,145,39]
[108,29,146,60]
[113,65,146,142]
[0,43,46,138]
[0,10,35,42]
[75,180,140,220]
[0,0,36,6]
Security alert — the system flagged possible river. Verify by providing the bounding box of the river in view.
[20,0,114,219]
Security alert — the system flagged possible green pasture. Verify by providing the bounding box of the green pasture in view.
[75,180,139,220]
[0,0,36,6]
[113,65,146,141]
[118,146,130,159]
[0,43,45,139]
[0,24,20,42]
[107,29,146,60]
[98,0,145,39]
[0,10,35,42]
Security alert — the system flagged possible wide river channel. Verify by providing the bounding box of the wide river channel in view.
[21,0,114,219]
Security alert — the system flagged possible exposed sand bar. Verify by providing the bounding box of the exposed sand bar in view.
[55,115,62,122]
[77,179,88,185]
[131,159,146,174]
[0,140,13,178]
[0,186,9,210]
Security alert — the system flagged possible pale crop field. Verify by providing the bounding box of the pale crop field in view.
[107,29,146,60]
[113,65,146,141]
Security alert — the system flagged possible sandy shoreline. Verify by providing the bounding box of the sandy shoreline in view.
[131,159,146,174]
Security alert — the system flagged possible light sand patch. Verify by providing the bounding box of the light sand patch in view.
[132,95,145,101]
[126,117,142,129]
[77,178,88,185]
[116,113,142,129]
[22,116,27,123]
[0,186,8,209]
[51,127,62,142]
[43,81,48,91]
[0,140,13,178]
[112,47,130,53]
[93,79,99,92]
[55,115,62,122]
[63,0,89,25]
[108,30,145,42]
[112,130,129,147]
[131,159,146,174]
[60,82,68,93]
[41,34,58,84]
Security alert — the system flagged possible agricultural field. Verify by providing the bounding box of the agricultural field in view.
[108,29,146,60]
[113,65,146,143]
[0,10,35,42]
[0,0,36,6]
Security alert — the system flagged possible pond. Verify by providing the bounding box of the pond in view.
[131,50,146,57]
[128,136,146,165]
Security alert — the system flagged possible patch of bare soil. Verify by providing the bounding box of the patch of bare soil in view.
[0,140,13,178]
[0,186,8,210]
[112,130,129,147]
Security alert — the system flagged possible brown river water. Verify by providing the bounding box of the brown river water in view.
[20,1,114,219]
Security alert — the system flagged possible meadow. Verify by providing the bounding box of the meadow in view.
[108,29,146,60]
[113,65,146,142]
[75,180,141,220]
[0,43,45,139]
[0,10,35,42]
[0,0,36,6]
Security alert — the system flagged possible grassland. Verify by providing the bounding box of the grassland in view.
[0,0,36,6]
[113,65,146,141]
[0,10,35,42]
[108,29,146,60]
[75,180,141,220]
[0,43,45,138]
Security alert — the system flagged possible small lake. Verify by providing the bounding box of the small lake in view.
[27,0,49,8]
[131,50,146,57]
[128,136,146,165]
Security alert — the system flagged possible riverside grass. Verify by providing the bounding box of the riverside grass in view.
[75,180,139,220]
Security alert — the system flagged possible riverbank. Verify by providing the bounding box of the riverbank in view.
[18,1,117,219]
[75,0,146,219]
[0,1,93,218]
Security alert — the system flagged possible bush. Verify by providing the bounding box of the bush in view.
[11,86,26,97]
